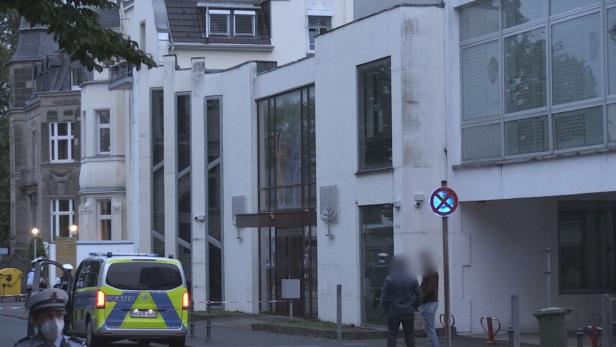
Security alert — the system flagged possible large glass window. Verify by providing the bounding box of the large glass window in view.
[505,29,546,113]
[151,90,164,257]
[552,14,601,105]
[361,204,394,326]
[462,41,500,121]
[358,57,392,171]
[51,199,74,238]
[551,0,600,15]
[505,116,549,155]
[559,205,616,293]
[176,94,191,283]
[49,122,73,162]
[502,0,546,28]
[553,106,603,150]
[258,87,316,211]
[608,8,616,96]
[609,104,616,143]
[460,1,613,162]
[460,0,499,41]
[96,110,111,155]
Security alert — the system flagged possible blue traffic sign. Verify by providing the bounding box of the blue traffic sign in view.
[430,187,459,217]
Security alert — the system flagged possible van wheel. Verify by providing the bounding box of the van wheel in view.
[86,320,102,347]
[169,337,186,347]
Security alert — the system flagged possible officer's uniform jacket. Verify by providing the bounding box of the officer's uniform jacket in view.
[13,334,84,347]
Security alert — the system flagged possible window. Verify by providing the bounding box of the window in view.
[462,41,500,121]
[208,9,230,36]
[609,104,616,143]
[460,0,499,41]
[551,0,600,15]
[98,199,112,240]
[608,8,616,96]
[553,106,603,150]
[552,14,601,105]
[505,28,546,113]
[84,261,100,288]
[106,262,182,290]
[206,97,223,302]
[258,86,316,211]
[234,10,255,36]
[49,122,73,162]
[358,58,392,171]
[308,16,331,52]
[151,89,165,256]
[96,110,111,155]
[176,94,191,283]
[70,69,83,90]
[460,1,613,162]
[51,199,74,238]
[502,0,546,29]
[559,204,616,293]
[139,21,146,51]
[360,204,394,325]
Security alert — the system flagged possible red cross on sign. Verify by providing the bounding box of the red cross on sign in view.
[430,187,459,217]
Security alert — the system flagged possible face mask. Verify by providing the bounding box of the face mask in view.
[38,318,64,342]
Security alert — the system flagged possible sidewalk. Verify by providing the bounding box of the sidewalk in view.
[185,315,508,347]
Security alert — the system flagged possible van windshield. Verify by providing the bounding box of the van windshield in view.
[106,262,182,290]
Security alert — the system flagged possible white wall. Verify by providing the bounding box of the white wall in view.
[315,6,447,325]
[460,198,602,333]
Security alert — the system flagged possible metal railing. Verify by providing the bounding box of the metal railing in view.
[108,62,133,90]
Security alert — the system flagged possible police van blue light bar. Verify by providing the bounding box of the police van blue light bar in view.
[88,252,159,258]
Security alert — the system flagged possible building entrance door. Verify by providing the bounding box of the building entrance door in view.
[275,227,303,316]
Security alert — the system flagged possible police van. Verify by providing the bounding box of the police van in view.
[66,253,189,347]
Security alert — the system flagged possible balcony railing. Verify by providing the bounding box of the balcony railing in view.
[108,61,133,91]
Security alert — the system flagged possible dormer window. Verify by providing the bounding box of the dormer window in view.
[234,10,256,36]
[208,9,230,36]
[207,9,256,37]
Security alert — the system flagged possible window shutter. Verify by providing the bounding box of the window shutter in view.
[72,120,80,160]
[41,122,49,163]
[209,13,229,35]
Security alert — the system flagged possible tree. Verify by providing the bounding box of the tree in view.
[0,9,18,245]
[0,0,156,72]
[28,237,47,260]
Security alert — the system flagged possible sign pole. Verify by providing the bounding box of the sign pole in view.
[441,180,452,347]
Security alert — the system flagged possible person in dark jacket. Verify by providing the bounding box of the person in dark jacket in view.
[420,251,439,347]
[381,256,422,347]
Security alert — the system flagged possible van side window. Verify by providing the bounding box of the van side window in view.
[75,262,89,290]
[85,261,100,287]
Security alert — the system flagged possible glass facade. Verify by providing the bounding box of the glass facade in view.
[360,204,394,326]
[151,90,165,257]
[257,86,317,318]
[460,0,616,161]
[357,58,392,171]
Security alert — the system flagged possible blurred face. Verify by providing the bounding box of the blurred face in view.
[34,308,65,342]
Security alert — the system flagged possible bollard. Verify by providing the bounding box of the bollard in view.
[510,295,520,347]
[481,317,501,344]
[336,284,342,341]
[585,326,601,347]
[576,328,584,347]
[601,294,612,347]
[206,316,212,341]
[189,300,195,338]
[508,326,515,347]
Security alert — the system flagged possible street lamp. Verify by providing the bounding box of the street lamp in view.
[31,228,39,259]
[69,224,78,238]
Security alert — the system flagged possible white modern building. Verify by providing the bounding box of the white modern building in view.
[73,0,610,335]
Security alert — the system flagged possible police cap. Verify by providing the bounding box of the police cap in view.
[27,288,68,313]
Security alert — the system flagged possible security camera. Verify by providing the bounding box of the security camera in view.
[194,214,206,222]
[414,194,425,209]
[415,200,422,208]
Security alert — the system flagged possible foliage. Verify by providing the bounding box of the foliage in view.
[0,0,156,71]
[28,237,47,260]
[0,9,18,245]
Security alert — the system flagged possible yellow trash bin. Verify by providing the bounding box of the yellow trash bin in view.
[0,268,23,298]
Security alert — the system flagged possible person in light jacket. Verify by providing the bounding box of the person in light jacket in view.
[381,256,422,347]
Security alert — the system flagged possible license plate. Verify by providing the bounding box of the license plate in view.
[130,309,158,318]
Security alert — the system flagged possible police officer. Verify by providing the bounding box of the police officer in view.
[14,288,84,347]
